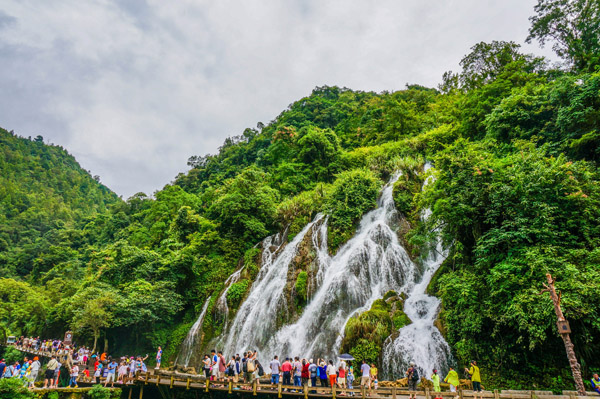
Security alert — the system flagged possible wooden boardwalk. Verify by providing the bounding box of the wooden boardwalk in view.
[4,345,599,399]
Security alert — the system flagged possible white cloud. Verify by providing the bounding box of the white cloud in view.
[0,0,556,197]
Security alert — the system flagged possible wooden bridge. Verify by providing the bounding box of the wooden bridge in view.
[4,345,599,399]
[116,370,598,399]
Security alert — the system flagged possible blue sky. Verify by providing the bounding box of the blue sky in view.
[0,0,556,198]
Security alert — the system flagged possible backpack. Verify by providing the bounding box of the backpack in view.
[242,360,248,373]
[411,368,419,382]
[258,363,264,377]
[236,361,240,374]
[247,359,255,372]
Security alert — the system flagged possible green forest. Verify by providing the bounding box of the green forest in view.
[1,0,599,391]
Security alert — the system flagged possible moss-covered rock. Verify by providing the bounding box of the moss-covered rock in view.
[226,279,250,309]
[341,293,412,367]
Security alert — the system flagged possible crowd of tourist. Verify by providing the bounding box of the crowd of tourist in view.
[2,336,488,396]
[0,336,161,389]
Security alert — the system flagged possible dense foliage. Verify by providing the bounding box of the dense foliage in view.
[0,1,599,389]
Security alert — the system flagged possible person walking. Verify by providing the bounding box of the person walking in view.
[444,367,460,399]
[44,355,59,388]
[270,355,281,385]
[465,361,482,399]
[69,363,79,388]
[431,369,441,399]
[406,362,419,399]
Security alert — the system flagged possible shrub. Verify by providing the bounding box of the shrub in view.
[294,271,308,302]
[226,279,250,309]
[0,378,34,399]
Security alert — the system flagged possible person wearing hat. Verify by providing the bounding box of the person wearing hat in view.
[29,356,41,387]
[431,369,441,399]
[465,360,482,399]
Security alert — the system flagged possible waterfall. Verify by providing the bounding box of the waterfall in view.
[381,163,454,380]
[220,173,420,365]
[176,296,211,367]
[183,167,453,381]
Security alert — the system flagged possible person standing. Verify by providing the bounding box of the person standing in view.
[347,364,355,396]
[44,356,59,388]
[218,351,227,382]
[360,360,370,392]
[318,360,328,389]
[281,357,292,388]
[105,359,118,388]
[406,362,419,399]
[465,361,482,399]
[327,360,337,388]
[444,367,460,399]
[0,358,5,379]
[155,346,162,370]
[202,354,211,378]
[370,363,378,393]
[591,373,600,394]
[270,355,281,385]
[29,357,41,387]
[293,357,302,388]
[338,360,347,393]
[308,359,318,393]
[301,359,309,387]
[94,363,102,384]
[431,369,441,399]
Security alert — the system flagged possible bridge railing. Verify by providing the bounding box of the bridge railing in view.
[133,372,597,399]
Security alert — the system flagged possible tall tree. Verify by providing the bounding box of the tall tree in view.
[527,0,600,71]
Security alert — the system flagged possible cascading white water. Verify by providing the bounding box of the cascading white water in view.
[221,215,325,354]
[381,164,454,380]
[185,168,453,380]
[176,296,211,367]
[220,174,419,366]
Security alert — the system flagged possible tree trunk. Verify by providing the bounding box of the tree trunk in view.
[545,273,586,395]
[104,336,109,353]
[92,329,98,354]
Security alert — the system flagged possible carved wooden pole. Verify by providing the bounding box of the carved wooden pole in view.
[541,273,585,395]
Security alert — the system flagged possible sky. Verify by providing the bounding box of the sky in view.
[0,0,556,198]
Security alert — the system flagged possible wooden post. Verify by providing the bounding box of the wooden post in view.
[170,376,174,389]
[139,385,144,399]
[156,375,161,386]
[278,383,283,398]
[332,384,336,399]
[426,388,431,399]
[459,389,464,399]
[541,273,586,395]
[362,385,366,399]
[304,384,308,399]
[392,387,397,399]
[494,390,499,399]
[145,372,150,384]
[128,387,133,399]
[253,379,258,396]
[229,380,233,394]
[205,379,210,392]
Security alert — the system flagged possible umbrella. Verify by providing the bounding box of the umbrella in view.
[338,354,355,360]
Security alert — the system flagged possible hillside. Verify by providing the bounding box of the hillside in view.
[0,128,119,279]
[1,3,599,389]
